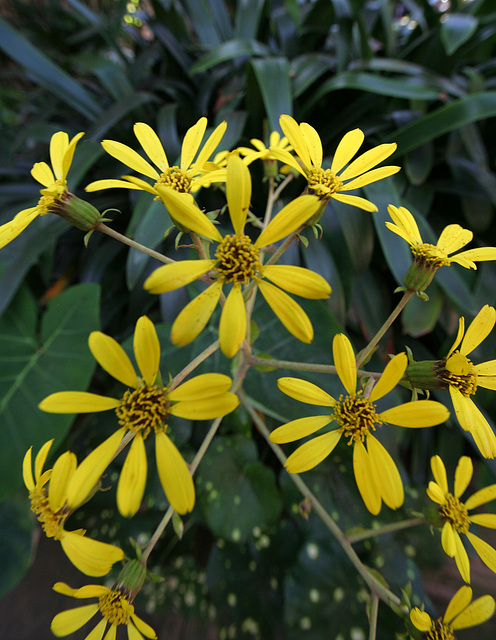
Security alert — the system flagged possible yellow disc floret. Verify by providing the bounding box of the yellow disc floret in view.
[116,381,169,437]
[155,166,192,193]
[99,589,133,625]
[437,353,478,398]
[333,391,379,444]
[213,234,261,285]
[440,494,470,534]
[29,488,66,540]
[307,168,343,197]
[411,243,451,269]
[425,619,455,640]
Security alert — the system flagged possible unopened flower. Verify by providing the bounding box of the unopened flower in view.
[144,154,331,357]
[386,205,496,292]
[269,115,399,211]
[23,439,124,576]
[270,333,450,514]
[427,455,496,583]
[410,585,494,639]
[39,316,239,516]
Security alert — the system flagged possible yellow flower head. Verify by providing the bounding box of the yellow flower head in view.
[23,439,124,576]
[386,205,496,292]
[144,154,331,358]
[51,580,157,640]
[268,115,400,211]
[238,130,292,172]
[435,305,496,459]
[39,316,239,517]
[427,454,496,583]
[270,333,450,515]
[85,117,227,197]
[410,585,495,639]
[0,131,85,249]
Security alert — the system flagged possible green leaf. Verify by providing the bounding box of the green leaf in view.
[0,284,100,500]
[249,58,293,132]
[402,283,443,338]
[234,0,266,39]
[190,39,272,74]
[0,495,34,598]
[441,13,478,55]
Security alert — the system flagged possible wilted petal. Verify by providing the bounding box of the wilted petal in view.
[117,434,147,518]
[219,284,247,358]
[269,416,333,444]
[89,331,138,388]
[285,431,341,473]
[170,280,223,346]
[277,377,335,406]
[155,432,195,514]
[333,333,356,395]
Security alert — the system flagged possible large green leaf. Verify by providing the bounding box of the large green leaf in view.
[190,39,272,74]
[0,495,34,598]
[441,13,479,55]
[250,57,293,131]
[0,284,100,500]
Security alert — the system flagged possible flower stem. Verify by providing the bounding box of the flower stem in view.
[249,355,382,379]
[95,222,174,264]
[345,518,426,544]
[240,391,402,611]
[369,593,379,640]
[355,290,414,369]
[169,340,220,391]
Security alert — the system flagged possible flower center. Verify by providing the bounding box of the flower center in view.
[439,493,470,534]
[36,179,67,215]
[411,243,451,269]
[425,619,455,640]
[29,488,66,540]
[155,166,191,193]
[99,590,133,625]
[213,234,261,285]
[116,381,169,438]
[436,353,477,397]
[333,392,379,444]
[307,168,343,197]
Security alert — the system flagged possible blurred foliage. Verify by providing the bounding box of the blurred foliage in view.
[1,0,496,638]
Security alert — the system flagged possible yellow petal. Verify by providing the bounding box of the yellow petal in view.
[436,224,473,255]
[117,433,147,518]
[475,359,496,375]
[332,333,356,395]
[447,317,465,359]
[431,455,449,494]
[168,373,233,401]
[22,446,35,491]
[338,143,397,181]
[144,260,214,294]
[285,431,341,473]
[453,531,471,583]
[460,305,496,356]
[133,122,169,171]
[339,166,400,191]
[51,604,99,637]
[255,195,321,248]
[465,484,496,510]
[379,400,450,427]
[192,121,227,171]
[257,280,313,343]
[101,140,159,180]
[386,204,422,245]
[449,385,472,431]
[50,131,69,180]
[267,147,307,177]
[169,392,239,420]
[180,117,207,171]
[155,186,223,242]
[219,284,247,358]
[410,608,432,632]
[85,178,147,193]
[369,353,407,402]
[61,532,124,577]
[279,115,313,170]
[366,435,404,510]
[454,247,496,265]
[470,514,496,528]
[451,595,496,630]
[61,132,85,179]
[277,377,335,406]
[443,585,472,625]
[170,280,223,346]
[0,207,39,249]
[269,415,333,444]
[155,432,195,514]
[53,582,108,598]
[450,389,496,458]
[441,521,456,557]
[466,531,496,575]
[66,428,126,509]
[261,265,331,300]
[103,623,117,640]
[49,451,77,513]
[454,456,473,498]
[131,613,158,639]
[426,481,446,505]
[226,154,251,235]
[300,122,323,169]
[34,439,54,483]
[353,440,381,515]
[39,391,121,414]
[31,161,55,187]
[330,129,364,175]
[88,331,138,388]
[330,192,378,212]
[134,316,160,386]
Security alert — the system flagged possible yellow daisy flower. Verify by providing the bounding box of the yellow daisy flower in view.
[0,131,86,249]
[23,439,125,577]
[51,580,156,640]
[268,114,400,211]
[386,205,496,292]
[427,455,496,583]
[238,130,292,165]
[270,333,450,515]
[410,585,495,639]
[85,118,227,197]
[39,316,239,517]
[144,154,331,358]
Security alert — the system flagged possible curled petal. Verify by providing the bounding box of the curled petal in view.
[49,451,77,513]
[134,316,160,386]
[333,333,356,396]
[410,608,432,632]
[285,431,341,473]
[386,205,422,245]
[155,432,195,514]
[277,377,335,406]
[269,415,333,444]
[22,446,35,491]
[34,439,55,483]
[426,481,446,505]
[117,433,147,518]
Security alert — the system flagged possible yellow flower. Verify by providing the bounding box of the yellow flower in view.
[51,581,156,640]
[270,333,450,515]
[386,205,496,292]
[268,114,399,211]
[144,154,331,358]
[435,304,496,458]
[85,118,227,197]
[238,131,292,165]
[410,585,495,639]
[0,131,85,249]
[427,454,496,583]
[23,439,124,576]
[39,316,239,517]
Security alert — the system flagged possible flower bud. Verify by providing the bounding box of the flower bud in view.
[50,192,103,231]
[114,559,147,601]
[404,360,446,391]
[403,261,440,293]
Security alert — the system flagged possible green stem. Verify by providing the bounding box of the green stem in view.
[240,391,402,611]
[346,518,426,544]
[355,290,414,369]
[369,593,379,640]
[265,225,304,266]
[96,222,174,264]
[169,340,220,391]
[249,355,382,379]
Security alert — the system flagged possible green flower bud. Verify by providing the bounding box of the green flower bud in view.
[403,261,440,293]
[114,559,147,601]
[404,360,446,391]
[51,192,103,231]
